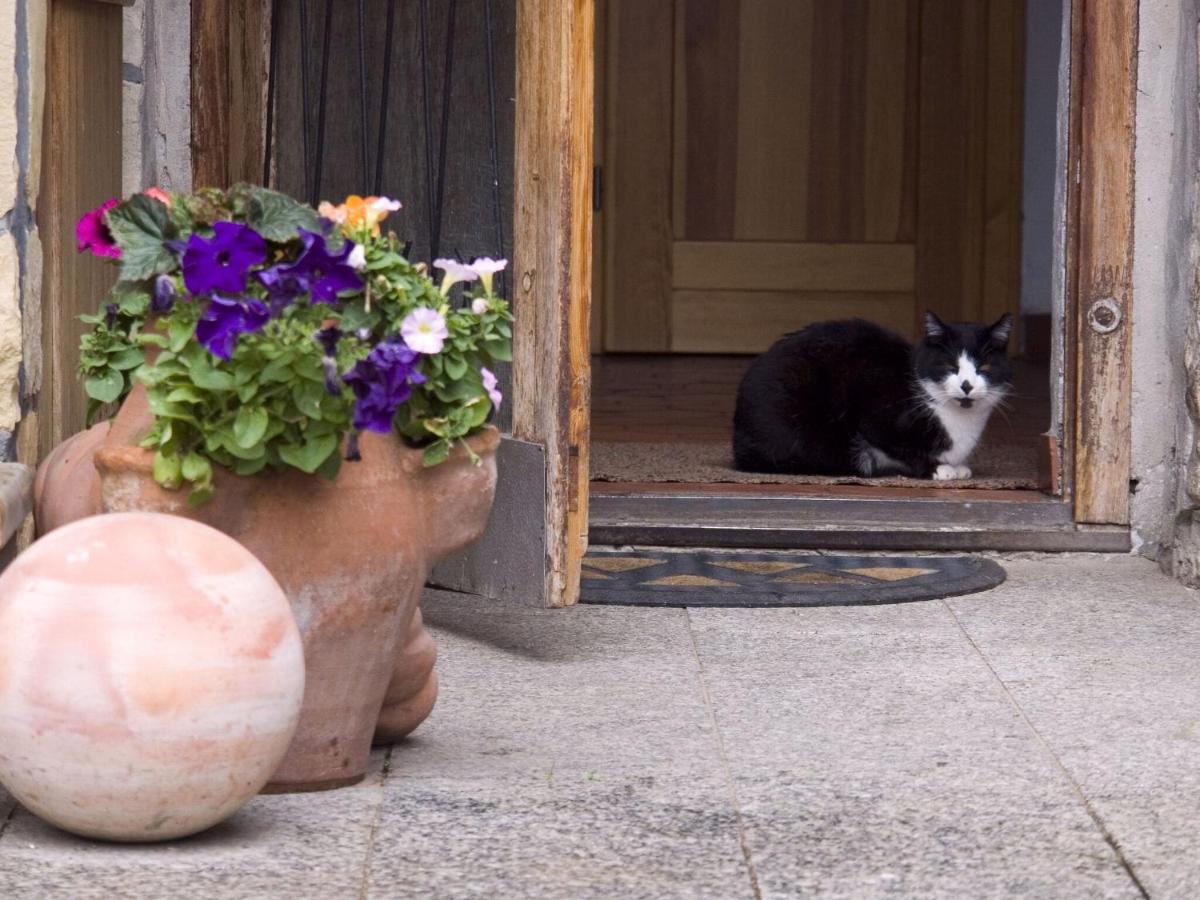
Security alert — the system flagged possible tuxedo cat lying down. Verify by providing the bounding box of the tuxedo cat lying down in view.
[732,312,1013,480]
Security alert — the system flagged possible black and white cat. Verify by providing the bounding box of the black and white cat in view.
[732,312,1013,480]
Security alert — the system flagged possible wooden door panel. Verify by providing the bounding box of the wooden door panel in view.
[671,292,915,354]
[673,242,914,294]
[604,0,1023,354]
[602,0,673,351]
[676,0,916,245]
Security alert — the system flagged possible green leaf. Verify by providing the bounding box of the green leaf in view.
[113,281,151,317]
[139,332,169,348]
[153,450,183,489]
[278,430,339,473]
[233,406,269,449]
[169,317,195,352]
[188,357,237,391]
[292,381,327,420]
[422,440,451,467]
[186,485,216,507]
[246,187,321,242]
[108,347,145,370]
[165,385,206,403]
[181,452,213,484]
[443,356,469,381]
[317,447,343,480]
[84,369,124,404]
[233,455,270,476]
[483,339,512,362]
[261,354,296,383]
[106,194,176,281]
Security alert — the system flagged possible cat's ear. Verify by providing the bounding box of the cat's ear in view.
[987,313,1014,347]
[923,311,948,340]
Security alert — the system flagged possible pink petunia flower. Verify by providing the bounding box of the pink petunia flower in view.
[400,307,449,355]
[481,366,502,410]
[471,297,490,316]
[76,199,121,259]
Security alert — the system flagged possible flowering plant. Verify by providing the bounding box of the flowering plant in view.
[77,184,512,504]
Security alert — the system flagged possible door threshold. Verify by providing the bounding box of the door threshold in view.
[588,483,1130,553]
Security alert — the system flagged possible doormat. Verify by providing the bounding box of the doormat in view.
[579,549,1005,607]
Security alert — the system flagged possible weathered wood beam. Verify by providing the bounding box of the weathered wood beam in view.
[512,0,594,606]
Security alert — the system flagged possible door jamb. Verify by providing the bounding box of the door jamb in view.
[1063,0,1137,525]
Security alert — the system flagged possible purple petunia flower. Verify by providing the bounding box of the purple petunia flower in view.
[195,295,271,360]
[151,274,177,313]
[314,326,344,395]
[256,229,362,306]
[255,265,310,307]
[341,338,426,433]
[182,221,267,296]
[76,199,121,259]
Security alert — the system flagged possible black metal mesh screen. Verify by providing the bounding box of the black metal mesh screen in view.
[264,0,515,299]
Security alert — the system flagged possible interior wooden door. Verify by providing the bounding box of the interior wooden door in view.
[602,0,1024,354]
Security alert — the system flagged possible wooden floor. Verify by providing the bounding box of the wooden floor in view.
[590,354,1053,493]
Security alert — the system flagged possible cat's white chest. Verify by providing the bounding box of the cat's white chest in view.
[931,403,989,466]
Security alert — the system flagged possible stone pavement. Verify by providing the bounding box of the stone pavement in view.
[0,554,1197,899]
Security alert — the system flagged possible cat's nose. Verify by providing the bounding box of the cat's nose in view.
[961,381,974,395]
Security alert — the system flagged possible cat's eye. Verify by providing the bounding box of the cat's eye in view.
[979,365,992,373]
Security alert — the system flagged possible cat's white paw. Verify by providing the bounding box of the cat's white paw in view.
[934,464,971,481]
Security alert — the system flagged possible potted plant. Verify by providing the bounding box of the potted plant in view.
[37,185,512,791]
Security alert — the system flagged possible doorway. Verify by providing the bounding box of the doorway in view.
[587,0,1127,553]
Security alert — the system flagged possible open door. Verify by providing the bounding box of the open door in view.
[193,0,593,607]
[600,0,1023,354]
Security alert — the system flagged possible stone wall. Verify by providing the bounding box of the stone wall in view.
[0,0,46,467]
[121,0,191,196]
[1135,0,1200,579]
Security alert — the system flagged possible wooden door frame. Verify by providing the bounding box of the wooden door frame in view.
[586,0,1137,542]
[1063,0,1137,525]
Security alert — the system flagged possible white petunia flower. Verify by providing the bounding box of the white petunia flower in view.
[433,258,480,295]
[400,307,449,354]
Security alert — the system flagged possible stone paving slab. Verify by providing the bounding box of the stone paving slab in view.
[687,604,1138,898]
[0,557,1196,898]
[0,753,389,900]
[947,555,1200,898]
[369,596,752,899]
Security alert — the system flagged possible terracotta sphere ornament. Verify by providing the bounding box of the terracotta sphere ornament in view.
[0,513,305,842]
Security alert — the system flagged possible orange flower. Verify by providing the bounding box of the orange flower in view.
[318,195,401,235]
[143,186,172,206]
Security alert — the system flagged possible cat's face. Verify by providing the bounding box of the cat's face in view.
[913,311,1013,412]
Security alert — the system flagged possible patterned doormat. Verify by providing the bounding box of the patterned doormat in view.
[580,549,1006,607]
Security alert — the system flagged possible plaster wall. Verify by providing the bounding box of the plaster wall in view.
[1131,0,1199,563]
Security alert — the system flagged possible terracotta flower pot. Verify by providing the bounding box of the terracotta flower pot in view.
[35,388,499,791]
